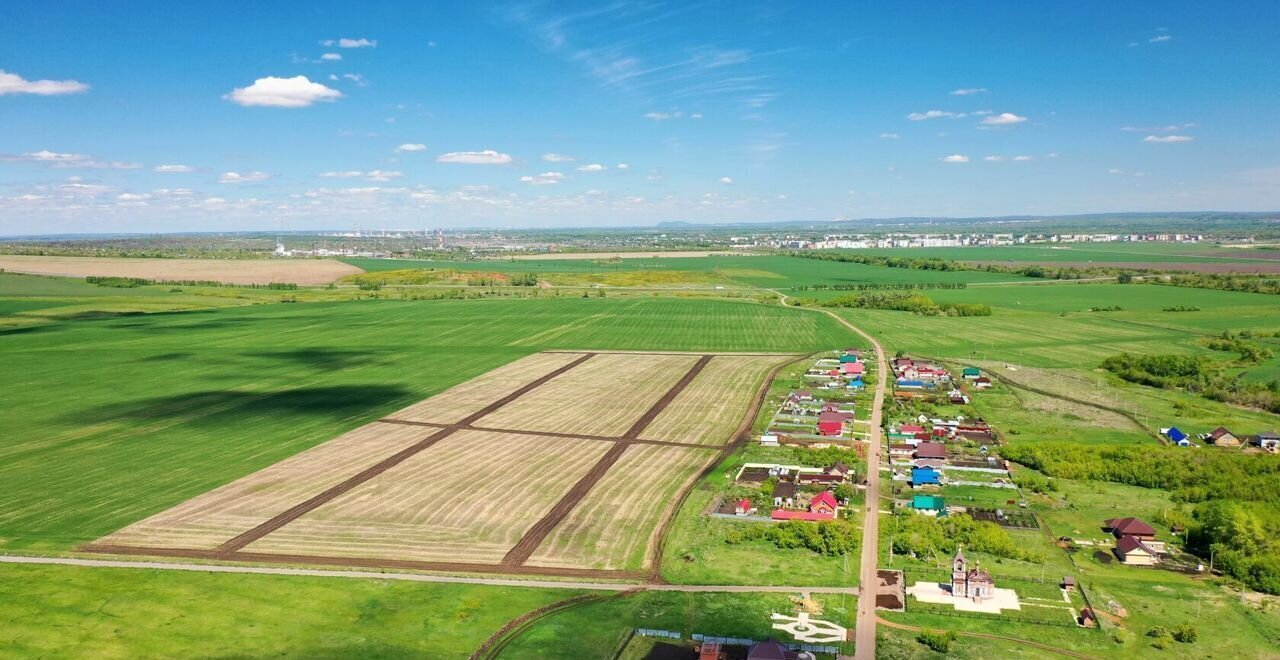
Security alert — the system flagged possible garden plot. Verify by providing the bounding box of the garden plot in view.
[387,352,586,425]
[639,355,795,445]
[524,444,714,571]
[97,422,431,550]
[242,430,611,564]
[475,352,700,437]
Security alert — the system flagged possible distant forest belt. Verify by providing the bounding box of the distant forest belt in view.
[964,259,1280,273]
[82,349,794,578]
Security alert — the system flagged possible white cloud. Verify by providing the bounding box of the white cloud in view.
[365,170,403,182]
[320,53,342,61]
[616,163,629,169]
[1149,35,1172,43]
[1143,135,1193,143]
[879,133,899,139]
[395,143,426,153]
[643,111,682,121]
[542,153,575,162]
[983,155,1004,162]
[436,150,513,165]
[116,193,151,201]
[718,176,733,184]
[153,164,194,173]
[690,113,703,119]
[519,171,565,185]
[320,171,364,178]
[907,110,965,121]
[1012,155,1033,161]
[322,38,377,48]
[981,112,1028,125]
[1122,123,1196,132]
[940,154,970,163]
[218,171,270,183]
[2,150,138,169]
[223,76,343,108]
[577,163,606,172]
[0,69,89,96]
[949,88,988,96]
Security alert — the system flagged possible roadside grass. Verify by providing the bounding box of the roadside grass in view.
[498,590,857,659]
[0,562,580,659]
[0,295,852,551]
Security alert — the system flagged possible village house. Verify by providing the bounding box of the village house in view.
[771,490,839,522]
[911,494,946,516]
[914,442,947,460]
[773,481,797,508]
[1105,517,1166,554]
[951,547,995,602]
[962,367,981,380]
[888,444,915,459]
[1114,535,1159,565]
[1255,430,1280,451]
[734,498,756,516]
[973,376,993,389]
[910,467,941,486]
[1204,426,1241,447]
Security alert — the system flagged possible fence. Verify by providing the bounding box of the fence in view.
[690,634,840,655]
[636,628,682,640]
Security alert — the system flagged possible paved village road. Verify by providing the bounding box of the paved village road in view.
[776,292,886,660]
[0,554,859,594]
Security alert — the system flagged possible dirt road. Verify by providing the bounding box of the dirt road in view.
[0,554,858,594]
[775,292,887,659]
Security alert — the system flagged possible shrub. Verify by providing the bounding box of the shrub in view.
[916,630,956,653]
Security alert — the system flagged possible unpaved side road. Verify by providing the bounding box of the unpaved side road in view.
[0,554,859,594]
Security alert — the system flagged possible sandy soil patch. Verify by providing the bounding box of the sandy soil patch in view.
[386,352,587,425]
[241,430,610,564]
[0,255,363,285]
[97,422,431,550]
[640,355,795,445]
[524,444,714,570]
[476,353,701,437]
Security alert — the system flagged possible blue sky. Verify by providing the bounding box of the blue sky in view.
[2,1,1278,234]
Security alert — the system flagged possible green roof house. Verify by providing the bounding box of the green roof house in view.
[962,367,981,379]
[912,494,946,515]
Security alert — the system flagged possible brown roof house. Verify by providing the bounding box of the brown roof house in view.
[1114,535,1159,565]
[1206,426,1241,447]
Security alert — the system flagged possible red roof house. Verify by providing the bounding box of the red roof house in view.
[899,424,925,433]
[817,420,844,437]
[1104,517,1157,540]
[841,362,865,375]
[810,491,839,515]
[915,442,946,459]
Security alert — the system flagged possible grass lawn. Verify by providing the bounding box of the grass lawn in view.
[0,294,852,551]
[498,590,857,659]
[0,562,582,659]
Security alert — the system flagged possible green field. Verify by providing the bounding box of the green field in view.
[0,293,851,551]
[0,562,583,659]
[840,242,1272,264]
[343,255,1031,290]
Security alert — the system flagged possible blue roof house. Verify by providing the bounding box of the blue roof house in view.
[911,467,941,486]
[1165,427,1189,445]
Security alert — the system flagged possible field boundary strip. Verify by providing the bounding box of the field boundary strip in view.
[501,355,715,566]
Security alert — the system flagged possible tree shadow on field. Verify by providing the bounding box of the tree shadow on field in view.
[244,348,390,371]
[72,385,413,427]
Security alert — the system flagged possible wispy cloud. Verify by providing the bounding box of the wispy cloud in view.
[218,171,271,183]
[322,38,377,49]
[395,143,426,153]
[543,153,575,162]
[154,164,195,173]
[320,53,343,61]
[1122,123,1195,133]
[1,150,139,169]
[0,69,89,96]
[718,176,734,184]
[1143,134,1193,143]
[949,88,988,96]
[437,150,513,165]
[504,4,778,111]
[980,112,1027,126]
[907,110,965,121]
[1149,35,1172,43]
[577,163,606,171]
[879,133,899,139]
[519,171,565,185]
[939,154,970,163]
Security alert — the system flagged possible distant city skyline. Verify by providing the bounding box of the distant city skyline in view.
[2,1,1279,234]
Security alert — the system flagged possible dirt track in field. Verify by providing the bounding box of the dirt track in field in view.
[0,255,363,285]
